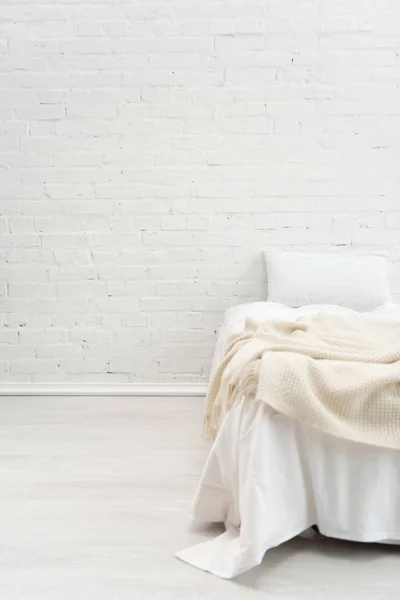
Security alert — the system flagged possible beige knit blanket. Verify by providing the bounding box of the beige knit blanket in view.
[204,313,400,449]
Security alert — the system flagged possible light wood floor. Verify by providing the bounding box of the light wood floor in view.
[0,396,399,599]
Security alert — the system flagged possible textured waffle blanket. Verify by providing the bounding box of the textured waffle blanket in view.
[204,313,400,449]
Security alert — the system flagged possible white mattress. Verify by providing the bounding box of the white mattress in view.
[176,302,400,579]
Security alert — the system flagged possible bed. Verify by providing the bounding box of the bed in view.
[176,301,400,579]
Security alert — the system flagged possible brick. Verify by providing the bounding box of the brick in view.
[89,233,141,248]
[124,314,150,327]
[11,360,58,374]
[66,106,117,120]
[94,297,140,313]
[215,35,265,53]
[147,264,198,280]
[1,235,41,248]
[106,280,156,297]
[58,359,109,374]
[19,330,67,344]
[14,105,65,120]
[8,283,56,298]
[224,67,277,86]
[9,40,59,55]
[51,153,103,167]
[59,38,112,55]
[56,282,107,298]
[0,331,19,344]
[41,234,87,248]
[0,346,35,360]
[34,344,82,359]
[108,358,137,374]
[97,265,147,281]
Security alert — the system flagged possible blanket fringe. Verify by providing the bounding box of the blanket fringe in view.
[203,361,260,442]
[203,404,221,443]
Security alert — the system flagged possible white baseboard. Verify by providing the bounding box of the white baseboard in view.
[0,383,208,397]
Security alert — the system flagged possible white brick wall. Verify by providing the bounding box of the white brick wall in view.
[1,0,400,384]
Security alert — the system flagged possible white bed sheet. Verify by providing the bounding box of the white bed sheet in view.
[176,302,400,579]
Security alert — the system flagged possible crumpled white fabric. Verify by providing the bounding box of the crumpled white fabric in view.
[176,397,400,579]
[176,302,400,579]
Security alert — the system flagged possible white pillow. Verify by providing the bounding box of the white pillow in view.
[264,250,392,311]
